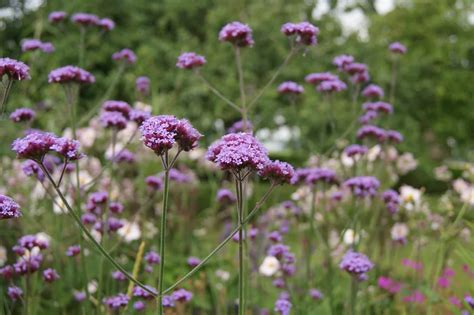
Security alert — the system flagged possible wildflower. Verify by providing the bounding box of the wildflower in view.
[129,109,151,125]
[0,265,14,280]
[389,42,407,54]
[66,245,81,257]
[14,254,43,275]
[310,288,323,300]
[362,84,384,99]
[144,251,160,265]
[259,256,280,276]
[50,137,84,161]
[176,52,206,69]
[117,220,141,242]
[333,54,354,71]
[132,285,157,300]
[98,18,115,31]
[113,149,135,163]
[107,217,124,232]
[43,268,60,282]
[397,153,418,175]
[258,160,295,185]
[382,190,400,214]
[268,231,283,243]
[133,301,146,311]
[48,66,95,84]
[399,185,422,211]
[465,295,474,309]
[277,81,304,94]
[377,276,402,294]
[10,108,35,123]
[216,188,236,204]
[339,251,374,276]
[344,144,368,158]
[391,223,409,243]
[99,111,128,130]
[171,288,193,303]
[7,286,23,301]
[136,76,150,95]
[281,21,319,45]
[102,100,132,118]
[74,291,86,302]
[362,102,393,114]
[140,115,202,155]
[356,125,386,142]
[317,79,347,93]
[162,295,175,307]
[227,119,253,134]
[344,176,380,198]
[437,276,450,289]
[112,48,137,64]
[0,195,21,220]
[81,213,97,225]
[386,130,403,144]
[21,39,54,53]
[274,297,292,315]
[71,13,100,26]
[48,11,67,23]
[305,72,338,85]
[187,257,201,268]
[103,293,129,309]
[403,290,425,304]
[359,110,378,125]
[219,21,254,47]
[0,58,30,80]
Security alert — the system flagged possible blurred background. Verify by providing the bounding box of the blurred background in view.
[0,0,473,191]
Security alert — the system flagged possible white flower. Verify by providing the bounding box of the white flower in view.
[258,256,281,277]
[117,220,141,243]
[341,152,355,167]
[367,145,382,162]
[391,223,409,241]
[434,165,452,181]
[460,187,474,206]
[215,269,230,281]
[88,280,98,294]
[0,246,7,266]
[396,153,417,175]
[400,185,422,211]
[453,179,469,194]
[36,232,51,247]
[143,222,158,239]
[53,195,71,214]
[343,229,359,245]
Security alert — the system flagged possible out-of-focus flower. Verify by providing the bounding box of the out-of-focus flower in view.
[277,81,304,95]
[7,286,23,301]
[172,288,193,303]
[396,153,417,174]
[0,194,21,220]
[259,256,281,276]
[112,49,137,64]
[399,185,422,211]
[258,160,295,185]
[71,13,100,26]
[117,221,141,242]
[99,18,115,31]
[43,268,60,282]
[0,57,30,80]
[310,288,323,300]
[344,176,380,198]
[176,52,206,69]
[48,66,95,84]
[333,54,354,71]
[389,42,407,54]
[339,251,374,277]
[281,21,319,45]
[362,84,384,99]
[403,290,425,304]
[343,229,360,245]
[103,293,129,309]
[136,76,150,95]
[391,223,409,243]
[48,11,67,23]
[10,108,35,123]
[274,296,292,315]
[215,269,230,281]
[378,276,402,294]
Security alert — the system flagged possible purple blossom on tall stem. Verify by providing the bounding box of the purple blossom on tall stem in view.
[388,42,407,104]
[176,52,206,69]
[344,176,380,198]
[112,48,137,65]
[362,84,384,99]
[10,108,35,123]
[48,11,67,23]
[0,57,30,114]
[136,76,150,96]
[277,81,304,95]
[333,54,354,71]
[219,21,254,47]
[71,13,100,27]
[98,18,115,31]
[7,286,23,301]
[0,194,21,220]
[281,21,320,46]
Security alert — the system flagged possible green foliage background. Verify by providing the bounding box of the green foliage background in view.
[0,0,473,189]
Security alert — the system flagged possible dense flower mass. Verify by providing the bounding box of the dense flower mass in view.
[389,42,407,54]
[0,58,30,80]
[280,21,319,45]
[48,66,95,84]
[344,176,380,198]
[339,251,374,276]
[112,48,137,64]
[140,115,202,155]
[50,137,84,160]
[103,293,129,309]
[258,160,295,184]
[218,21,254,47]
[9,108,35,123]
[277,81,304,95]
[206,132,269,172]
[0,195,21,220]
[176,52,206,69]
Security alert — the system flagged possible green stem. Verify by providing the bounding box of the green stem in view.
[235,176,245,315]
[195,72,240,112]
[234,47,248,132]
[389,58,398,105]
[37,162,156,296]
[350,276,358,315]
[78,27,85,68]
[0,79,13,115]
[306,187,317,285]
[157,166,170,315]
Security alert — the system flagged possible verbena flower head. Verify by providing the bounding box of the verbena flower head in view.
[386,130,403,144]
[129,109,151,125]
[0,58,30,80]
[345,62,367,75]
[339,250,374,276]
[344,144,368,157]
[140,115,202,155]
[305,72,338,85]
[187,256,201,267]
[43,268,60,282]
[206,132,269,173]
[281,21,319,46]
[359,110,378,124]
[136,76,150,95]
[71,13,100,26]
[99,111,128,130]
[378,276,402,294]
[362,84,384,99]
[317,79,347,93]
[362,101,393,114]
[133,285,157,300]
[103,293,129,309]
[277,81,304,95]
[465,296,474,309]
[133,301,145,311]
[274,297,292,315]
[216,188,236,204]
[172,288,193,303]
[219,21,254,47]
[0,195,21,220]
[162,295,175,308]
[112,48,137,64]
[102,100,131,118]
[7,286,23,301]
[18,234,48,250]
[344,176,380,198]
[351,70,370,84]
[227,119,253,134]
[14,254,43,274]
[144,251,160,265]
[291,167,337,185]
[310,288,323,300]
[258,160,295,185]
[48,66,95,84]
[22,160,45,181]
[145,175,163,191]
[99,18,115,31]
[66,245,81,257]
[389,42,407,54]
[40,42,55,53]
[333,54,354,71]
[356,125,386,142]
[9,108,35,123]
[50,137,84,161]
[176,52,206,69]
[21,39,54,53]
[48,11,67,23]
[11,131,57,160]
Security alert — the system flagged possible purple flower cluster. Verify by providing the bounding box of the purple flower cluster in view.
[258,160,295,185]
[281,21,319,46]
[333,54,354,71]
[310,288,324,300]
[362,102,393,114]
[277,81,304,95]
[48,11,67,23]
[389,42,407,54]
[140,115,202,155]
[274,296,292,315]
[378,276,402,294]
[382,189,400,214]
[0,58,30,80]
[66,245,81,257]
[7,286,23,301]
[339,250,374,277]
[344,176,380,198]
[227,119,253,134]
[43,268,60,282]
[0,194,21,220]
[136,76,150,95]
[71,13,100,26]
[145,250,161,265]
[133,285,157,300]
[130,109,151,125]
[362,84,384,99]
[112,48,137,64]
[358,110,378,125]
[21,39,55,53]
[216,188,236,204]
[344,144,368,157]
[219,21,254,47]
[99,111,128,130]
[48,66,95,84]
[171,288,193,303]
[99,18,115,31]
[291,167,337,185]
[103,293,129,309]
[206,132,269,172]
[317,79,347,93]
[9,108,35,123]
[356,125,386,142]
[22,160,45,181]
[332,55,370,83]
[176,52,206,69]
[102,100,132,118]
[305,72,338,85]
